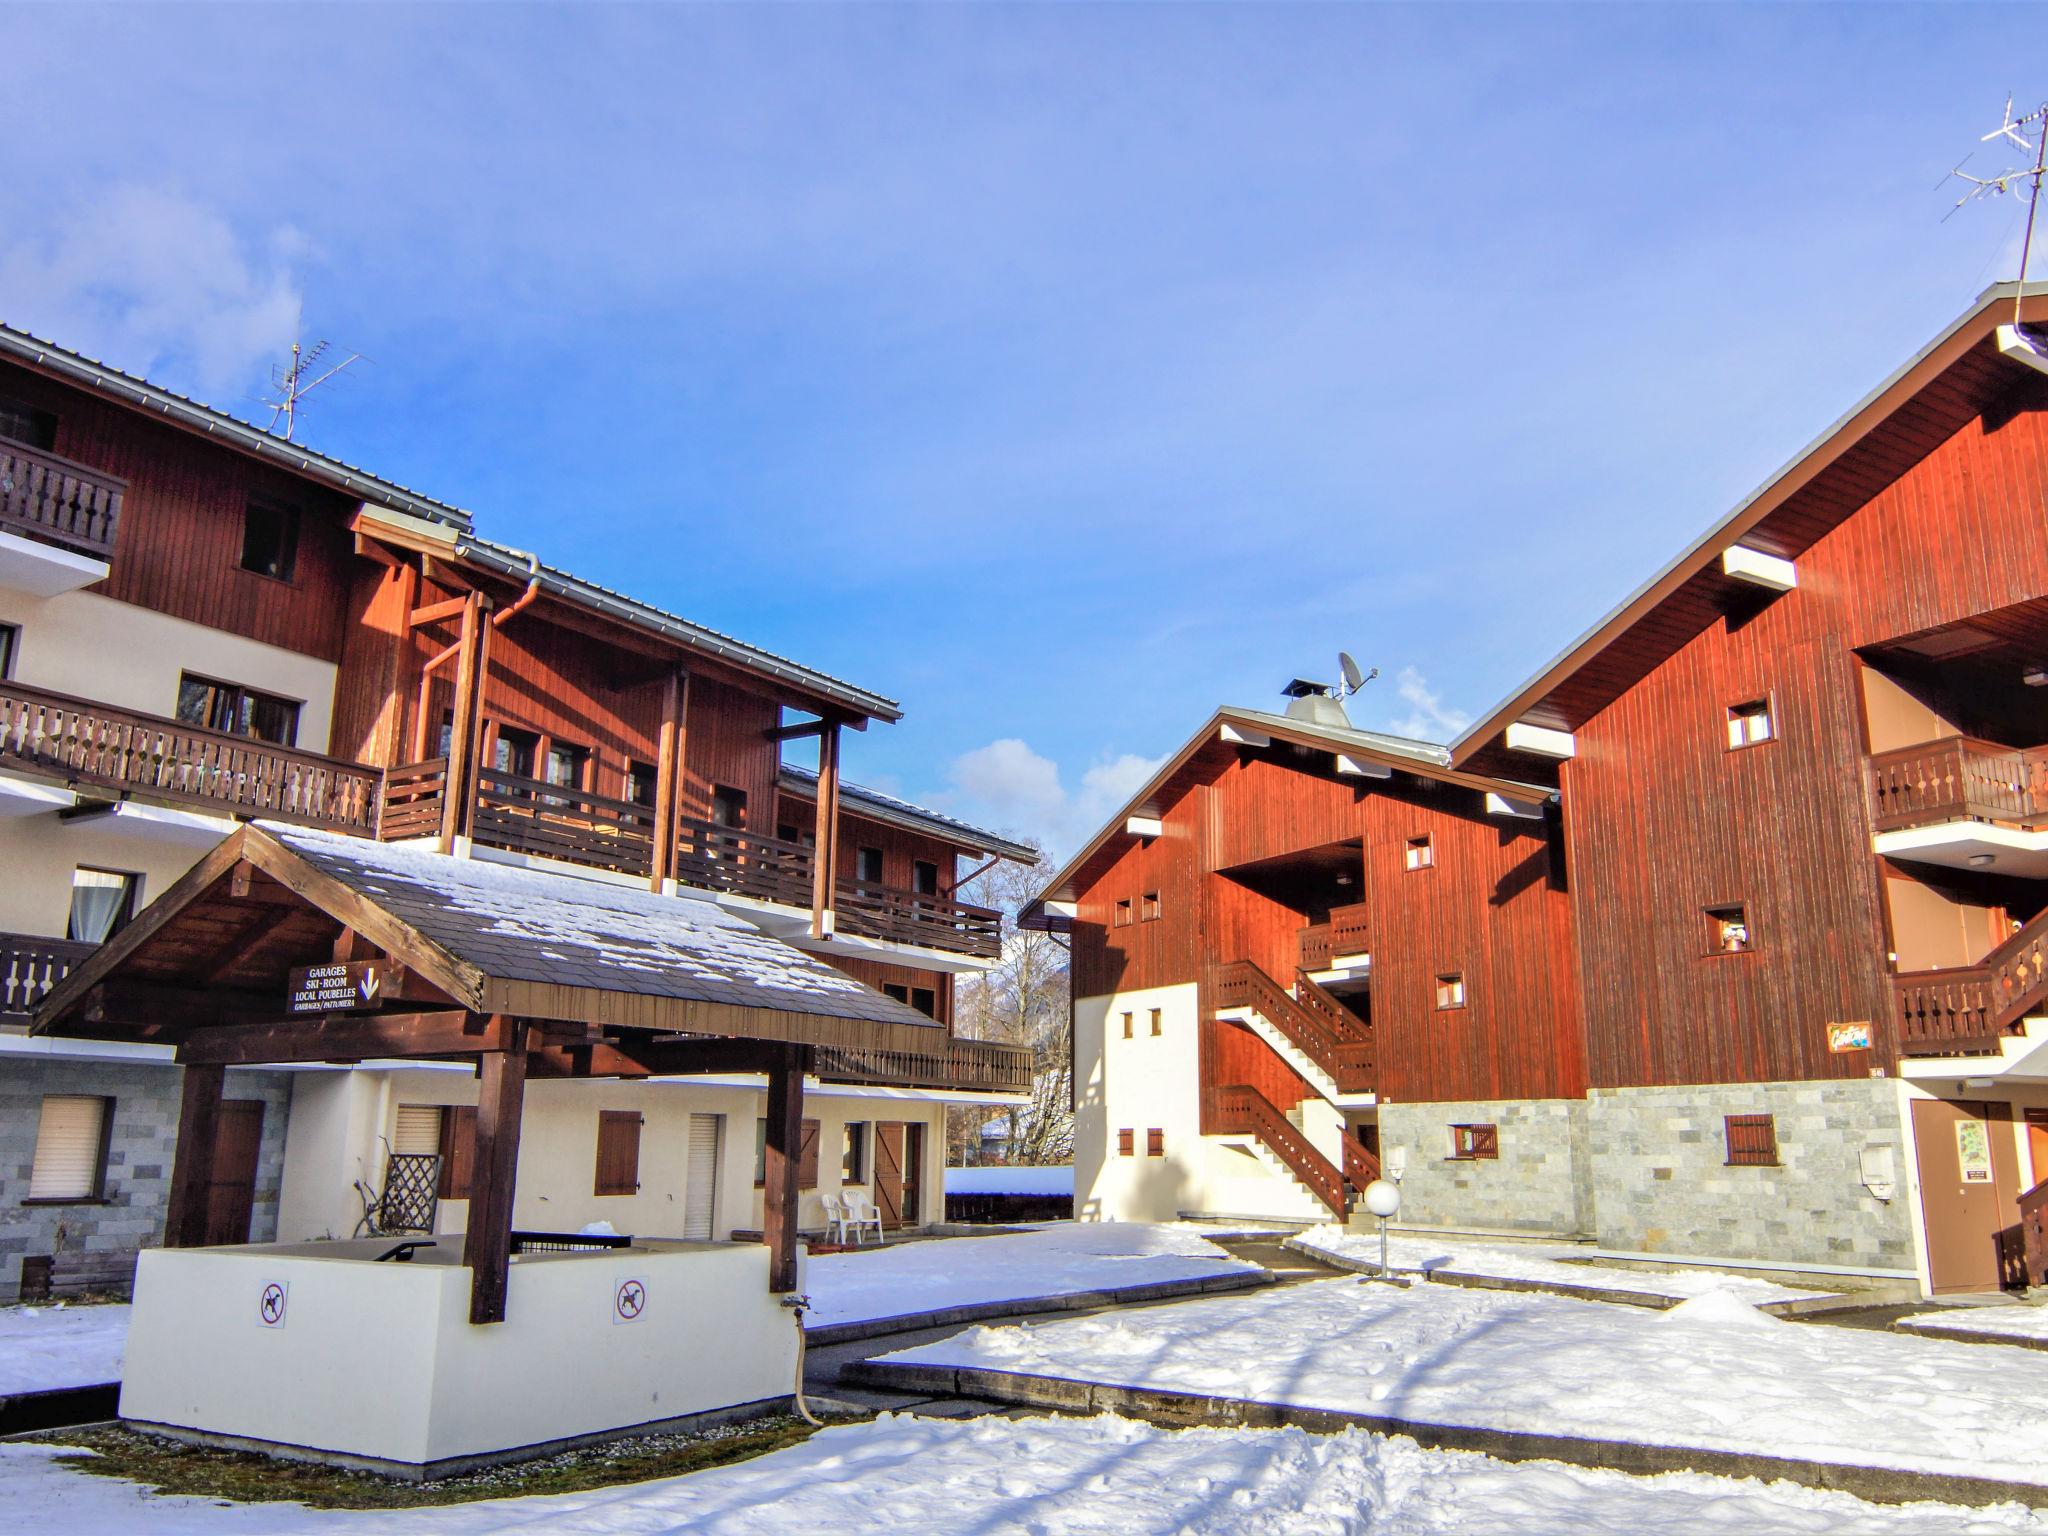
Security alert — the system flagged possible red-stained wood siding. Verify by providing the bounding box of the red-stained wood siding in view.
[821,955,955,1028]
[1566,378,2048,1089]
[774,794,964,893]
[682,676,778,826]
[0,360,361,661]
[1072,792,1203,1000]
[1210,1017,1313,1109]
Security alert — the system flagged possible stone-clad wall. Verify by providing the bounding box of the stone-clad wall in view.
[0,1058,293,1299]
[1586,1079,1916,1270]
[1377,1098,1591,1236]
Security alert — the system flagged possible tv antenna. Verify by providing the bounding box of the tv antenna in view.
[1944,94,2048,325]
[1335,651,1378,700]
[260,324,363,440]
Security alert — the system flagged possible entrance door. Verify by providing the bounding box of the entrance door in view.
[901,1122,924,1226]
[1912,1097,2022,1293]
[683,1113,720,1241]
[203,1100,265,1246]
[875,1122,905,1226]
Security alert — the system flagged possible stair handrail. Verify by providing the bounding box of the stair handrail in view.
[1206,1082,1345,1214]
[1216,959,1373,1092]
[1984,908,2048,1035]
[1340,1136,1380,1195]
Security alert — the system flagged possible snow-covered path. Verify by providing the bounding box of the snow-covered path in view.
[7,1414,2047,1534]
[1899,1306,2048,1346]
[0,1303,128,1395]
[882,1277,2048,1485]
[802,1221,1259,1328]
[1292,1224,1830,1306]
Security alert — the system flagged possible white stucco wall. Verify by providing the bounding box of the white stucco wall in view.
[0,801,223,937]
[121,1238,796,1469]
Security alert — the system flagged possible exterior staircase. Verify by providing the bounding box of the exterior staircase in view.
[1204,1080,1382,1218]
[1896,904,2048,1055]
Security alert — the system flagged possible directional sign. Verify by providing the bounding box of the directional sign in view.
[258,1280,290,1328]
[286,960,397,1016]
[613,1277,647,1325]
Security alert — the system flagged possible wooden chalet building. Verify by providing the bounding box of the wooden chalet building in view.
[0,323,1033,1302]
[1033,282,2048,1296]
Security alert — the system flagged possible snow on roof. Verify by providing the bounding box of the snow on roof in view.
[778,765,1036,861]
[943,1165,1075,1196]
[262,823,939,1029]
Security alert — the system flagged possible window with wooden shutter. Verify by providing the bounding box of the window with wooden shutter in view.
[594,1110,643,1196]
[28,1095,111,1201]
[1117,1128,1134,1157]
[437,1106,476,1200]
[1149,1008,1162,1036]
[1449,1123,1498,1161]
[1146,1128,1164,1157]
[1724,1114,1779,1166]
[798,1118,821,1189]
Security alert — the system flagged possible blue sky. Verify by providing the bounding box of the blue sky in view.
[2,5,2038,853]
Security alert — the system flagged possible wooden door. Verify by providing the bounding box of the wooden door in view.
[901,1122,925,1225]
[202,1100,265,1247]
[875,1122,905,1226]
[1912,1098,2022,1294]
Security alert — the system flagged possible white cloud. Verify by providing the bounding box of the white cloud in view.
[0,185,302,398]
[934,738,1162,859]
[1381,666,1472,742]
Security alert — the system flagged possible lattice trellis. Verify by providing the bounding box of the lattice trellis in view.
[377,1153,442,1235]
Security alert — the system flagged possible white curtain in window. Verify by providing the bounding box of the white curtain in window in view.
[67,869,133,943]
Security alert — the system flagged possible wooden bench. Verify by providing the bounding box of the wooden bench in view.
[17,1248,140,1301]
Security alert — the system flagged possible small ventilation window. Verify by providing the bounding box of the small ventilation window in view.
[1121,1011,1134,1039]
[1726,697,1775,750]
[1449,1123,1498,1161]
[1141,891,1161,921]
[1405,835,1434,871]
[1724,1114,1779,1167]
[1706,904,1752,955]
[1149,1008,1163,1037]
[1435,973,1467,1011]
[1113,899,1133,928]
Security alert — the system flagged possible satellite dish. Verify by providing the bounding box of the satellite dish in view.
[1337,652,1376,697]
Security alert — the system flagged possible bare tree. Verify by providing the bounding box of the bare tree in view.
[948,846,1073,1166]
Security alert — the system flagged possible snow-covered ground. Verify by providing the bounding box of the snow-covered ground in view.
[1294,1223,1831,1306]
[0,1303,128,1395]
[883,1278,2048,1485]
[805,1221,1259,1328]
[1899,1306,2048,1345]
[8,1414,2047,1534]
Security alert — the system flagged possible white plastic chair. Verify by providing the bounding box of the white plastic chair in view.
[819,1193,849,1245]
[843,1191,885,1245]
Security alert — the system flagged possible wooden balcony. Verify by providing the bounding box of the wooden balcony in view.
[1299,901,1371,970]
[836,877,1002,960]
[1895,905,2048,1056]
[0,680,380,833]
[0,439,124,561]
[672,815,815,905]
[815,1037,1034,1095]
[1868,736,2048,833]
[0,932,96,1019]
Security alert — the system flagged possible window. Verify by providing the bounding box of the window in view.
[1725,1114,1779,1166]
[710,784,748,829]
[909,986,937,1018]
[594,1110,642,1196]
[27,1095,112,1201]
[544,742,589,791]
[913,860,941,896]
[1146,1128,1165,1157]
[67,868,139,944]
[492,726,539,778]
[1726,697,1774,750]
[1141,891,1161,921]
[0,622,17,680]
[625,760,658,808]
[1113,899,1133,928]
[1149,1008,1163,1037]
[1706,904,1752,955]
[176,673,301,747]
[843,1122,869,1184]
[1406,835,1435,871]
[0,396,57,451]
[1117,1128,1134,1157]
[1449,1123,1499,1161]
[1435,973,1467,1011]
[392,1104,444,1157]
[1121,1010,1134,1039]
[239,502,300,582]
[856,847,885,885]
[777,822,802,844]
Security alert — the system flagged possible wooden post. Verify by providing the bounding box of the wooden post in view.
[440,591,488,850]
[810,720,842,939]
[648,668,688,892]
[464,1018,529,1324]
[163,1062,225,1248]
[762,1045,807,1292]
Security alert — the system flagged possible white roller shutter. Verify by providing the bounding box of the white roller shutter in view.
[392,1105,444,1157]
[683,1113,721,1241]
[29,1095,108,1201]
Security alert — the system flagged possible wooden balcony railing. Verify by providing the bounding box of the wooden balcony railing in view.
[0,932,97,1018]
[836,877,1002,960]
[0,439,124,561]
[672,815,816,906]
[1215,959,1375,1094]
[0,680,380,833]
[1341,1135,1381,1194]
[1896,904,2048,1056]
[814,1038,1035,1095]
[471,767,657,878]
[1299,902,1370,971]
[1868,737,2048,833]
[1204,1083,1346,1215]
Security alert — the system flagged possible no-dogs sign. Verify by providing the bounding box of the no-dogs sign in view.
[613,1276,647,1325]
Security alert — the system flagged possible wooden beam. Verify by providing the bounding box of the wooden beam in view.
[466,1020,529,1325]
[163,1063,225,1248]
[83,982,275,1030]
[648,668,688,892]
[440,590,488,849]
[178,1011,497,1067]
[762,1045,807,1292]
[408,596,473,629]
[810,720,842,940]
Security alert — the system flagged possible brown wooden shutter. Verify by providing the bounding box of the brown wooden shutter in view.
[1724,1114,1778,1166]
[438,1106,477,1200]
[797,1118,821,1189]
[1472,1124,1499,1159]
[594,1110,642,1196]
[1146,1128,1164,1157]
[1117,1128,1134,1157]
